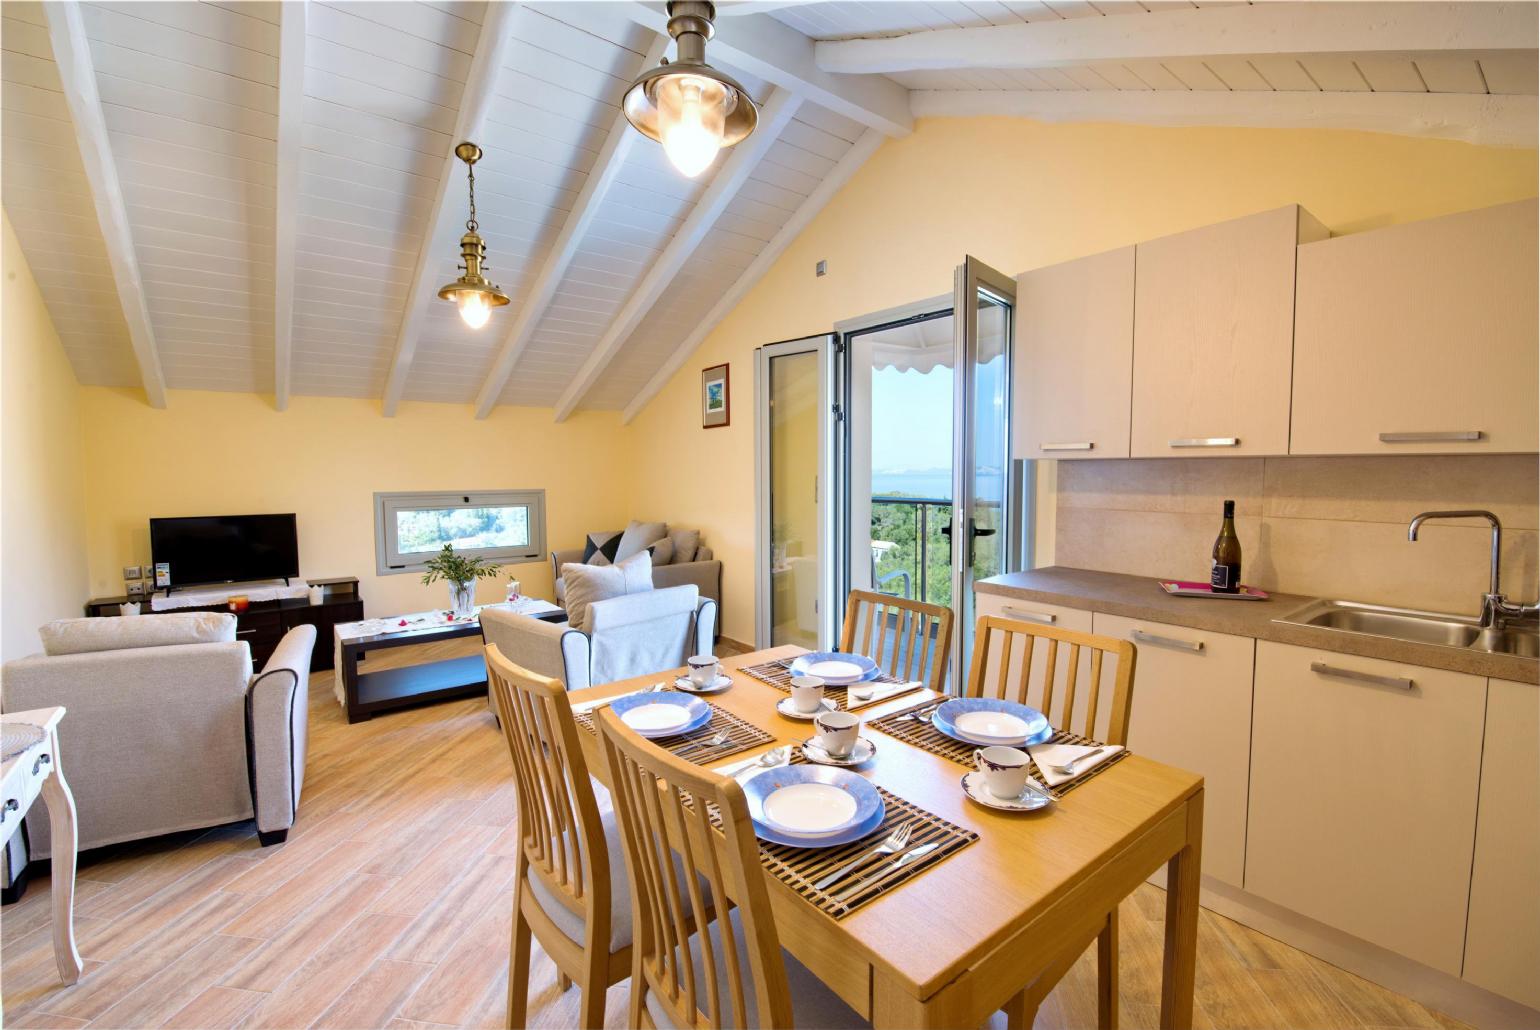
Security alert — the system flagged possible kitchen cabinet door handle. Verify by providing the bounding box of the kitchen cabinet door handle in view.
[236,629,257,636]
[1041,442,1094,452]
[1132,629,1204,653]
[1002,606,1056,625]
[1378,431,1483,444]
[1310,661,1414,691]
[1170,437,1239,448]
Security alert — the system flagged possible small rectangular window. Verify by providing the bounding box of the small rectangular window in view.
[374,489,546,574]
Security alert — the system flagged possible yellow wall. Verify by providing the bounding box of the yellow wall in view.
[1,212,90,661]
[628,117,1540,643]
[77,389,636,616]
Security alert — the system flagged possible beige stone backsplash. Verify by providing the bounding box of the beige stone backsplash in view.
[1056,455,1540,615]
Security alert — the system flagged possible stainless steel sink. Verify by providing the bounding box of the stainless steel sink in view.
[1276,599,1539,657]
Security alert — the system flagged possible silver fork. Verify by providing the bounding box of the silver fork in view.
[901,703,942,724]
[675,730,730,757]
[1048,746,1109,776]
[813,821,912,890]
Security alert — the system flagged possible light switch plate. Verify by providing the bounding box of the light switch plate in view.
[123,565,141,580]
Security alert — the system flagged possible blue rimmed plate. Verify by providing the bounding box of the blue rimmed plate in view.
[741,765,885,847]
[932,697,1051,747]
[610,692,711,739]
[788,651,880,685]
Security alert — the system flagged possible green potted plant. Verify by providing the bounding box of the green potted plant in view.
[421,544,503,617]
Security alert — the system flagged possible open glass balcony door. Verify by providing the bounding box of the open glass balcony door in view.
[755,334,839,649]
[949,257,1017,686]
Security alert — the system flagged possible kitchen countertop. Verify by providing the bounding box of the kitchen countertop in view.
[976,567,1539,685]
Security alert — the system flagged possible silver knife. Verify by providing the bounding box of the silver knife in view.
[834,842,939,901]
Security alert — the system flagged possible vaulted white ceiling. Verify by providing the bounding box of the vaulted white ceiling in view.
[2,1,1534,419]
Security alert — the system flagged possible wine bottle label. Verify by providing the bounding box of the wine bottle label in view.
[1210,561,1233,589]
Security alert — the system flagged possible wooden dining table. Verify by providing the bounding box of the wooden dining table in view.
[569,644,1204,1029]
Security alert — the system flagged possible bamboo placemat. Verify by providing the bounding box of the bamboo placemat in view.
[868,699,1131,799]
[708,784,977,920]
[738,656,921,710]
[573,699,775,766]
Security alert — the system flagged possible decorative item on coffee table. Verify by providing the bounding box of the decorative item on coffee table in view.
[420,544,502,617]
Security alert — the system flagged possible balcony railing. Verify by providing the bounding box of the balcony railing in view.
[870,495,953,608]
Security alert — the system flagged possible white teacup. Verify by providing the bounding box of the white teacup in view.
[973,745,1032,800]
[687,655,720,688]
[813,710,860,758]
[789,675,825,714]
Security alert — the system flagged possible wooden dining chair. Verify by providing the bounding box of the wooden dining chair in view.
[595,707,867,1029]
[840,588,954,692]
[486,644,630,1030]
[965,615,1138,1030]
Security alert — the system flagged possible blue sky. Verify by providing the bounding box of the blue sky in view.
[870,360,1007,474]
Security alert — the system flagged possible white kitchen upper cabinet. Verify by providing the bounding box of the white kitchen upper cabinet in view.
[1093,613,1254,887]
[1290,199,1539,455]
[1463,678,1540,1010]
[1013,246,1135,460]
[1246,641,1486,975]
[1131,205,1328,458]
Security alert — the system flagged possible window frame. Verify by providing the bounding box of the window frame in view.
[373,489,547,575]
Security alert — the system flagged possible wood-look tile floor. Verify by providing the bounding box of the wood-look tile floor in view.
[1,637,1470,1029]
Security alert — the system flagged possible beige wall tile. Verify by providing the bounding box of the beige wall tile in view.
[1059,458,1265,515]
[1054,507,1266,585]
[1262,455,1539,529]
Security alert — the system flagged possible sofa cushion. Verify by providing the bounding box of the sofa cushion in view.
[562,551,654,631]
[582,531,621,567]
[694,544,713,563]
[40,612,237,656]
[668,527,700,565]
[647,537,675,566]
[616,520,667,562]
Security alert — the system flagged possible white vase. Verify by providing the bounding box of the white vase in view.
[449,581,476,617]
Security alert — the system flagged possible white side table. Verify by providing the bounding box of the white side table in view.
[2,707,83,984]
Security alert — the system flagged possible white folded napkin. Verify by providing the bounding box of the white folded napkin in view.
[846,681,923,707]
[1026,742,1123,787]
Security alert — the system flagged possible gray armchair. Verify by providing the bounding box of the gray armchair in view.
[482,585,716,692]
[1,612,316,892]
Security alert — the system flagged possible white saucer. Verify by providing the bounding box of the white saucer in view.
[800,736,877,767]
[776,696,836,721]
[960,771,1053,812]
[674,674,732,695]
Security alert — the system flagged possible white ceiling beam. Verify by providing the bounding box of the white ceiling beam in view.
[553,88,802,422]
[380,1,521,417]
[43,1,167,409]
[273,0,306,412]
[815,2,1538,74]
[618,3,910,137]
[473,33,669,420]
[622,127,882,425]
[910,89,1539,147]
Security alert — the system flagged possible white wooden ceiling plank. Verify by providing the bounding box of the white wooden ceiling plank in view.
[1000,1,1063,22]
[302,95,449,157]
[135,241,272,279]
[1032,66,1090,89]
[379,0,517,414]
[1354,57,1427,93]
[329,0,481,52]
[619,128,880,422]
[81,4,277,84]
[102,103,276,162]
[747,153,822,195]
[125,204,273,244]
[307,37,460,109]
[476,125,597,175]
[1297,57,1368,92]
[483,93,611,150]
[2,51,64,94]
[295,229,415,270]
[1043,1,1102,18]
[131,224,274,263]
[309,3,472,82]
[303,150,438,199]
[95,72,276,138]
[523,1,650,52]
[1060,65,1118,89]
[1161,57,1229,90]
[509,11,645,82]
[493,68,615,130]
[87,39,277,114]
[1413,57,1487,94]
[1203,57,1272,92]
[3,109,81,151]
[1477,53,1536,95]
[44,0,166,407]
[302,66,454,135]
[1247,56,1319,92]
[2,14,56,58]
[106,1,280,53]
[3,1,48,28]
[107,132,277,186]
[300,121,439,179]
[270,0,304,410]
[295,190,425,238]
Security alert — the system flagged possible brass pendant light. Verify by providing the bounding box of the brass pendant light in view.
[622,2,759,178]
[437,142,509,329]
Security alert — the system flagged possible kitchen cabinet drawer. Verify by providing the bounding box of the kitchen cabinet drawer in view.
[1131,205,1328,458]
[1093,613,1254,886]
[1463,678,1539,1009]
[972,593,1097,728]
[1247,641,1486,974]
[1013,246,1134,460]
[1291,199,1538,455]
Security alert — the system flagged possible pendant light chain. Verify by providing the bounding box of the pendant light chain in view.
[465,160,479,235]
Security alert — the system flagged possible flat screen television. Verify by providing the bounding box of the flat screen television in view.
[149,514,300,590]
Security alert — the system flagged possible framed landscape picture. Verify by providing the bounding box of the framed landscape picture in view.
[702,363,730,428]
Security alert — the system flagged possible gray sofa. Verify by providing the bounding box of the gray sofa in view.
[2,612,316,888]
[551,525,721,631]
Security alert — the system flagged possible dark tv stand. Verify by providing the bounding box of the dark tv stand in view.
[84,577,363,672]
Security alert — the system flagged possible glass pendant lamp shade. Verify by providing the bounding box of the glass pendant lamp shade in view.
[437,143,509,328]
[622,2,757,179]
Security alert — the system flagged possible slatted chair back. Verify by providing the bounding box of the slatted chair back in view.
[486,645,612,957]
[596,706,794,1030]
[964,615,1138,745]
[840,589,954,692]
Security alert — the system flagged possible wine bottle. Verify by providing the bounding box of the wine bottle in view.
[1210,500,1242,593]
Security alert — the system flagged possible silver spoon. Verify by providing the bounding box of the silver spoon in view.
[731,746,789,778]
[675,730,730,756]
[1048,746,1109,776]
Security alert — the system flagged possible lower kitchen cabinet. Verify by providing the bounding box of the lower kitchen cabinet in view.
[1246,641,1487,975]
[1093,613,1254,886]
[1462,678,1540,1009]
